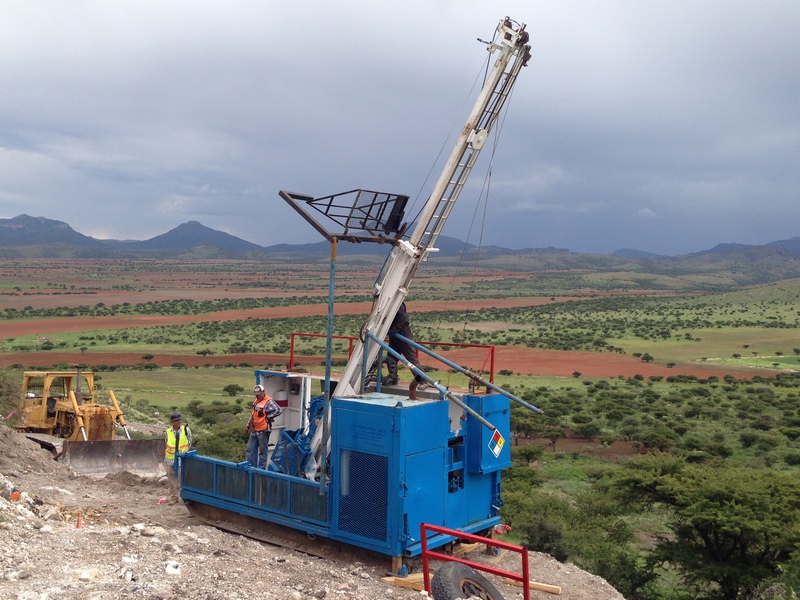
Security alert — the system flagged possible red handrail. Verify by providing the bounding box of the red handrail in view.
[420,523,530,600]
[288,332,496,383]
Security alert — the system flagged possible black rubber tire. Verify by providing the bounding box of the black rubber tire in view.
[430,562,505,600]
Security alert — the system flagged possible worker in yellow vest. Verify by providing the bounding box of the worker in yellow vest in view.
[165,412,192,505]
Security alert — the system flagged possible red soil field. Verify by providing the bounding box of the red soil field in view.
[2,293,756,379]
[0,297,559,338]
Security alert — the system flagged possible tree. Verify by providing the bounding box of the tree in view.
[641,353,654,363]
[575,421,602,440]
[511,412,537,442]
[637,426,678,453]
[545,427,566,451]
[512,444,544,464]
[223,383,245,397]
[611,454,800,599]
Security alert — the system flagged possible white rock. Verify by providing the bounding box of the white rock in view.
[79,570,91,581]
[40,486,74,495]
[165,564,181,576]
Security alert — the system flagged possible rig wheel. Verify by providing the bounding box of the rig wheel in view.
[430,562,504,600]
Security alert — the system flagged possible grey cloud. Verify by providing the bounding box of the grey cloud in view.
[1,1,799,255]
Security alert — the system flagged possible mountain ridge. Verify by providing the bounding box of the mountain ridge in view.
[2,213,800,266]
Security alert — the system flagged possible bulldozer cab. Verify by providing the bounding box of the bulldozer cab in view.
[16,370,100,437]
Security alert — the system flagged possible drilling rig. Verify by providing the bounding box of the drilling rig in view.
[179,17,539,571]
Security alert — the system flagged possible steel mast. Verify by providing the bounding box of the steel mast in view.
[334,18,531,398]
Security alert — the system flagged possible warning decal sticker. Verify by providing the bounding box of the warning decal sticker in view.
[488,429,505,458]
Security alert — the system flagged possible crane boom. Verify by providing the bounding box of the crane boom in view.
[334,17,530,398]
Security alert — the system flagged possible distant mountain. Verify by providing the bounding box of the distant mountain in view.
[767,237,800,254]
[118,221,266,253]
[0,214,104,247]
[4,214,800,291]
[0,214,483,259]
[692,242,756,255]
[611,248,665,259]
[264,235,481,257]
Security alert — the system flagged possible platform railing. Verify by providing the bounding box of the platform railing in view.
[420,522,531,600]
[288,332,496,383]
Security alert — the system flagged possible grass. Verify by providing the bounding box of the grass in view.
[98,367,254,417]
[607,326,800,367]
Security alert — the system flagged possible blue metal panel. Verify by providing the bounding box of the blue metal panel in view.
[404,448,445,547]
[465,394,512,474]
[330,396,399,552]
[330,394,451,555]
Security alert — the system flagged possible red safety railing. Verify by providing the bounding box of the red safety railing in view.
[288,333,496,383]
[420,523,531,600]
[288,333,356,369]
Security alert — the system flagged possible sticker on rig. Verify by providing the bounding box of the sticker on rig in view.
[488,429,505,458]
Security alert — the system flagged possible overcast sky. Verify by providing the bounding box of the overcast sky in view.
[2,1,799,256]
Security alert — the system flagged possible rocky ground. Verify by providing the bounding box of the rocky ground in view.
[0,424,625,600]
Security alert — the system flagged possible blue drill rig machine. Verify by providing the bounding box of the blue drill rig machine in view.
[178,16,539,572]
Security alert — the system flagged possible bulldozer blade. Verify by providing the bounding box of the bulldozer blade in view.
[61,439,167,478]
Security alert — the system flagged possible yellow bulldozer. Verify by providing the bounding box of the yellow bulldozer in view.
[14,368,165,477]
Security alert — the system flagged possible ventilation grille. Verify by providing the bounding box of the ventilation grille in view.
[337,450,388,541]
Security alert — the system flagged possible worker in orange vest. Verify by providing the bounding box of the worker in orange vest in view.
[245,385,273,469]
